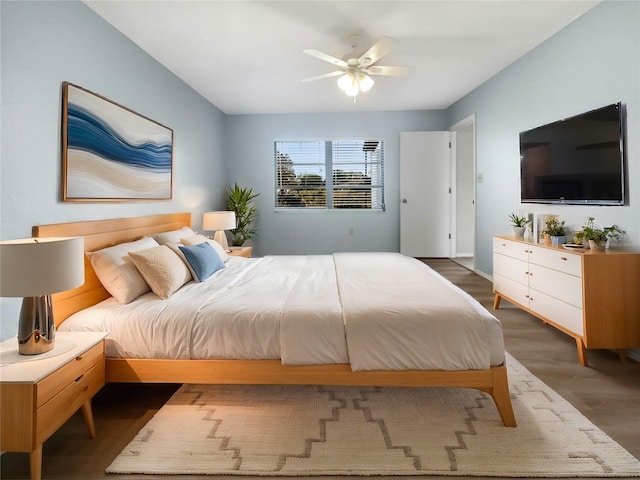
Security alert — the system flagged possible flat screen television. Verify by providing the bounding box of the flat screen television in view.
[520,102,626,205]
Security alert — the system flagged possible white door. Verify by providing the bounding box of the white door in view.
[400,131,451,257]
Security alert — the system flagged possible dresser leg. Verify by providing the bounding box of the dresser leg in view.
[493,293,502,309]
[617,349,627,363]
[29,444,42,480]
[81,400,97,438]
[576,338,588,366]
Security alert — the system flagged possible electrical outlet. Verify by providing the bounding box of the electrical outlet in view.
[477,173,484,183]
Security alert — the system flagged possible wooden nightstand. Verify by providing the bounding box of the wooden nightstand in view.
[228,246,253,258]
[0,331,107,480]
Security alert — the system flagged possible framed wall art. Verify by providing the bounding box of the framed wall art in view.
[62,82,173,202]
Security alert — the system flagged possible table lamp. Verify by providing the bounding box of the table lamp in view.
[0,236,84,354]
[203,211,236,249]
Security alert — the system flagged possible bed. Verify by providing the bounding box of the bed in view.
[34,213,516,427]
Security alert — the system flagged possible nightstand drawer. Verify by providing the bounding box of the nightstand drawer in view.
[37,342,104,408]
[36,359,105,444]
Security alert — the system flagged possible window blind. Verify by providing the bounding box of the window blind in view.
[275,140,384,210]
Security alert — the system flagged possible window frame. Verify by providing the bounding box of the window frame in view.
[274,137,385,212]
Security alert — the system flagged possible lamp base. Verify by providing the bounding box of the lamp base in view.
[213,230,229,250]
[18,295,56,355]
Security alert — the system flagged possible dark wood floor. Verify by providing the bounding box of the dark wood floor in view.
[2,259,639,480]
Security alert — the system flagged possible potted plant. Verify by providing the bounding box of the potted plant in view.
[226,183,260,246]
[573,216,624,250]
[542,217,567,246]
[508,213,529,237]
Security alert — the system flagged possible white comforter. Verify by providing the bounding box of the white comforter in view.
[60,253,504,370]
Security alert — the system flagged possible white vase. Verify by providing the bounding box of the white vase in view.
[512,226,526,237]
[588,239,605,250]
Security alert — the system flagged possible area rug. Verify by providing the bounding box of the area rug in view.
[106,353,640,477]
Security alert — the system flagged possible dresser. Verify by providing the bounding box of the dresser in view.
[492,236,640,366]
[0,331,107,480]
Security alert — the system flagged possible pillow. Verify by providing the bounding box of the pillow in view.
[180,234,230,263]
[178,242,225,282]
[128,245,192,299]
[86,237,159,304]
[151,226,196,245]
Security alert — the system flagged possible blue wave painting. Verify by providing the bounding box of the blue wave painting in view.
[64,83,173,200]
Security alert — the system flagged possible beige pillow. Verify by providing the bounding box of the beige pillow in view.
[151,227,196,245]
[129,245,192,299]
[181,234,230,263]
[86,237,158,303]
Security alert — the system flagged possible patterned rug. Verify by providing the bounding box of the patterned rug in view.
[107,354,640,476]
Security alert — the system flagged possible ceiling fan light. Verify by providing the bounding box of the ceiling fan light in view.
[358,73,374,92]
[345,84,359,96]
[337,73,354,91]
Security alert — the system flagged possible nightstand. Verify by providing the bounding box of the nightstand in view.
[0,331,107,480]
[228,246,253,258]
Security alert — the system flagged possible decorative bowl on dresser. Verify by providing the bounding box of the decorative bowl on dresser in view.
[492,236,640,366]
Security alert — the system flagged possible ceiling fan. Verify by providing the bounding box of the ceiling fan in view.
[302,35,413,99]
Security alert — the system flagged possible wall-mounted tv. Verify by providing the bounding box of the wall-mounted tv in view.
[520,102,626,205]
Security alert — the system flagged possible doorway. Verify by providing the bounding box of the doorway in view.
[449,115,476,270]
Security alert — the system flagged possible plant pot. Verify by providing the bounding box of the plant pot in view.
[543,233,552,246]
[512,226,526,237]
[588,239,605,250]
[551,235,567,246]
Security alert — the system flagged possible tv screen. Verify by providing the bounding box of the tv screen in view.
[520,103,625,205]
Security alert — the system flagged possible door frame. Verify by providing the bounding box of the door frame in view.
[448,114,477,269]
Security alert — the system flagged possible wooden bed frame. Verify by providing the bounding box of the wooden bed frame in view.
[34,213,516,427]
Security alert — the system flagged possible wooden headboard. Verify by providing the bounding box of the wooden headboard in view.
[34,213,192,325]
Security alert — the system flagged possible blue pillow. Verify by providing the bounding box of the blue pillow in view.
[178,242,225,282]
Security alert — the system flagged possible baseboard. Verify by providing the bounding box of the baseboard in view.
[474,269,492,282]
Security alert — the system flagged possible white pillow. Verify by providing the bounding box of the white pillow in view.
[180,234,230,263]
[152,227,196,245]
[128,245,192,299]
[86,237,159,304]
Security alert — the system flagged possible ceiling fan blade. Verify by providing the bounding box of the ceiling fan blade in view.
[302,71,345,82]
[358,37,398,66]
[366,65,414,77]
[303,49,349,68]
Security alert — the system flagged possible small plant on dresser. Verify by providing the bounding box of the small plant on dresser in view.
[573,216,624,250]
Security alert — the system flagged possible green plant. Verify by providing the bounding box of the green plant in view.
[508,213,529,228]
[573,216,624,246]
[226,183,260,246]
[543,218,566,237]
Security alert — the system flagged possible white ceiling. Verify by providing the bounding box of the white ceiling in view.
[84,0,599,115]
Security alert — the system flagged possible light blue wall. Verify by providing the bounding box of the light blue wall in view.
[447,0,640,276]
[0,1,228,340]
[226,111,447,256]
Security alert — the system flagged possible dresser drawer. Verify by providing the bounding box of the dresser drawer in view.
[493,237,529,261]
[529,290,584,336]
[529,264,583,308]
[36,342,104,408]
[36,359,105,445]
[493,253,529,285]
[494,273,530,308]
[528,245,582,277]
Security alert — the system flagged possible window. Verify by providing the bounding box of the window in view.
[275,140,384,210]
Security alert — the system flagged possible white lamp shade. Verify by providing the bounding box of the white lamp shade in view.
[337,73,354,91]
[358,73,374,92]
[0,236,85,297]
[203,211,236,231]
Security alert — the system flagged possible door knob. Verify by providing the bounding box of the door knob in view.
[402,198,408,204]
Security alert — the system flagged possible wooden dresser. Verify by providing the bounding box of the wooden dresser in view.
[492,236,640,366]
